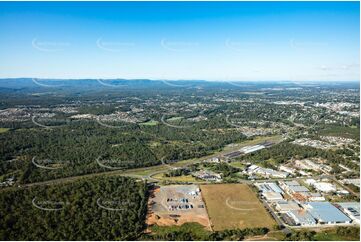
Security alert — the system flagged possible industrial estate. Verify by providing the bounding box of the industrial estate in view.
[0,79,359,241]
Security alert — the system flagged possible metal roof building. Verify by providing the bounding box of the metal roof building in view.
[313,182,336,193]
[239,144,266,154]
[276,200,300,212]
[288,185,310,193]
[255,182,284,194]
[336,202,360,224]
[287,210,317,226]
[263,192,284,201]
[283,181,300,186]
[304,202,352,224]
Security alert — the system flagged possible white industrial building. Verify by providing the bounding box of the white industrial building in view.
[275,200,300,212]
[287,210,317,226]
[247,165,289,178]
[280,181,310,194]
[279,165,296,174]
[307,193,326,202]
[239,144,266,154]
[255,182,284,202]
[313,182,336,193]
[255,182,284,194]
[288,185,310,194]
[304,179,317,186]
[263,192,284,201]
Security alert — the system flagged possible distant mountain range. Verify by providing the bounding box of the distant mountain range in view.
[0,78,358,93]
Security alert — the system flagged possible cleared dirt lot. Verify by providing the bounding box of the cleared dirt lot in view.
[201,184,276,231]
[146,185,211,230]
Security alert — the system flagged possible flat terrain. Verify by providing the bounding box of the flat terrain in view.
[0,128,9,133]
[146,185,211,230]
[318,125,360,139]
[152,173,199,183]
[201,184,276,231]
[169,135,283,168]
[139,120,159,126]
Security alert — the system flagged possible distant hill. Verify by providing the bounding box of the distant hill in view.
[0,78,359,94]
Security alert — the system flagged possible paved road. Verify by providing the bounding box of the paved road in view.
[261,200,291,235]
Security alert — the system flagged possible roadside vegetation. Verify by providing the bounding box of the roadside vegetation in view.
[143,223,269,241]
[286,227,360,241]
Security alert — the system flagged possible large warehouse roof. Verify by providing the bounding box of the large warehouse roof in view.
[305,202,351,224]
[336,202,360,222]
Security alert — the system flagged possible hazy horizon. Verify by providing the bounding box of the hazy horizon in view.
[0,1,359,81]
[0,77,360,83]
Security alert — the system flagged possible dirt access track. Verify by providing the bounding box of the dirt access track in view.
[146,185,211,230]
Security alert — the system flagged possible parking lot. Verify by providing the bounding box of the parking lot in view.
[146,185,211,229]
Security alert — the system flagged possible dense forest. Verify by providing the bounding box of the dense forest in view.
[0,120,246,184]
[0,176,148,240]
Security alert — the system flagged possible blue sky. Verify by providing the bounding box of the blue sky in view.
[0,1,359,81]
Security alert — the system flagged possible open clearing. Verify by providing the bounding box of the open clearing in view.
[172,135,282,168]
[139,120,159,126]
[146,185,211,230]
[318,125,359,140]
[0,128,9,133]
[151,173,199,183]
[201,184,276,231]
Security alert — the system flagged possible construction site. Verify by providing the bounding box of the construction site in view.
[146,185,211,230]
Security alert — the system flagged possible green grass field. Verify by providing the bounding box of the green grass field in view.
[0,128,10,133]
[119,135,283,180]
[318,125,359,139]
[167,116,183,121]
[148,223,210,240]
[139,120,159,126]
[229,161,246,169]
[151,173,199,182]
[309,227,359,241]
[121,165,168,176]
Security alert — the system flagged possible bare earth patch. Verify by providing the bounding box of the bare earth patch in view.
[146,185,211,230]
[201,184,276,231]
